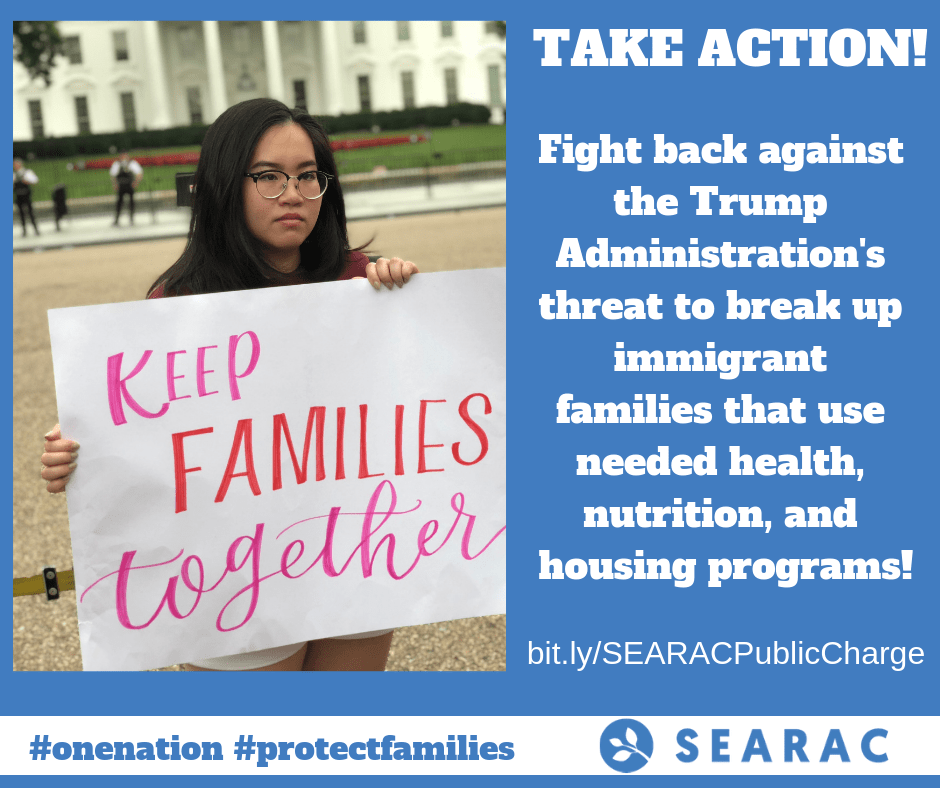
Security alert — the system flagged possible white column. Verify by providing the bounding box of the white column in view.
[143,22,172,127]
[319,21,345,115]
[202,21,227,121]
[262,21,286,103]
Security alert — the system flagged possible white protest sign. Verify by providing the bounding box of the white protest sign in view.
[48,268,506,671]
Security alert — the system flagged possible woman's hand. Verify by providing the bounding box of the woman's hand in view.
[366,257,419,291]
[40,424,79,494]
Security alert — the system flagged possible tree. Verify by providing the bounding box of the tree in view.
[13,21,64,86]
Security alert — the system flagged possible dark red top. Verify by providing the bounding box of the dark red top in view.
[148,251,370,299]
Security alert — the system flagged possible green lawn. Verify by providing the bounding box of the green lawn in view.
[20,125,506,202]
[332,125,506,174]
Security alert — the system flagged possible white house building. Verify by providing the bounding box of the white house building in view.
[13,21,506,141]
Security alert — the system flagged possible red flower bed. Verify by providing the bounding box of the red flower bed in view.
[78,136,426,170]
[331,134,428,151]
[81,152,202,170]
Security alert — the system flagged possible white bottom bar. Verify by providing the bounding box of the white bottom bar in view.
[5,716,937,775]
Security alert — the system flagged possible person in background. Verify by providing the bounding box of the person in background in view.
[13,158,40,237]
[52,183,68,231]
[109,151,143,226]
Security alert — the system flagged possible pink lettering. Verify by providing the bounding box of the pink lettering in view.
[196,345,219,397]
[216,523,265,631]
[107,351,170,426]
[108,334,260,425]
[227,331,261,401]
[113,549,186,629]
[166,350,191,402]
[84,482,504,633]
[456,492,506,559]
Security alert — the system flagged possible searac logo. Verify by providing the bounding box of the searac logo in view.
[600,718,654,773]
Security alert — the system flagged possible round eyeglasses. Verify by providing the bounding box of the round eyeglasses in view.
[243,169,332,200]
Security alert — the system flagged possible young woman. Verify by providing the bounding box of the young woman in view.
[40,98,418,671]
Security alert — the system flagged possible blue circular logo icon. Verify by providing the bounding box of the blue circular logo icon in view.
[600,718,654,774]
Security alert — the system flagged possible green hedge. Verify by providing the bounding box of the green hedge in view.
[320,103,494,135]
[14,103,496,160]
[13,125,210,160]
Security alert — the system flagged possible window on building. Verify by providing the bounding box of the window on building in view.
[487,64,502,106]
[441,21,454,38]
[357,75,372,112]
[63,35,83,65]
[236,64,257,93]
[353,22,366,45]
[293,80,307,111]
[28,100,44,139]
[444,67,459,105]
[484,22,500,35]
[401,71,415,109]
[232,22,250,55]
[113,30,129,61]
[284,21,303,49]
[120,92,137,131]
[178,26,197,60]
[396,22,410,42]
[75,96,91,134]
[186,87,203,124]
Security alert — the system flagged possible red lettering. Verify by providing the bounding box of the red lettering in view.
[335,406,346,480]
[394,404,405,475]
[452,393,492,466]
[272,407,326,490]
[418,399,446,473]
[358,404,384,479]
[172,427,214,513]
[215,419,262,503]
[169,395,496,509]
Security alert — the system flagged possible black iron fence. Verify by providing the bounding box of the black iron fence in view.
[14,156,507,224]
[14,119,506,224]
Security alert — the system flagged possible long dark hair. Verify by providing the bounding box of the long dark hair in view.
[151,98,352,295]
